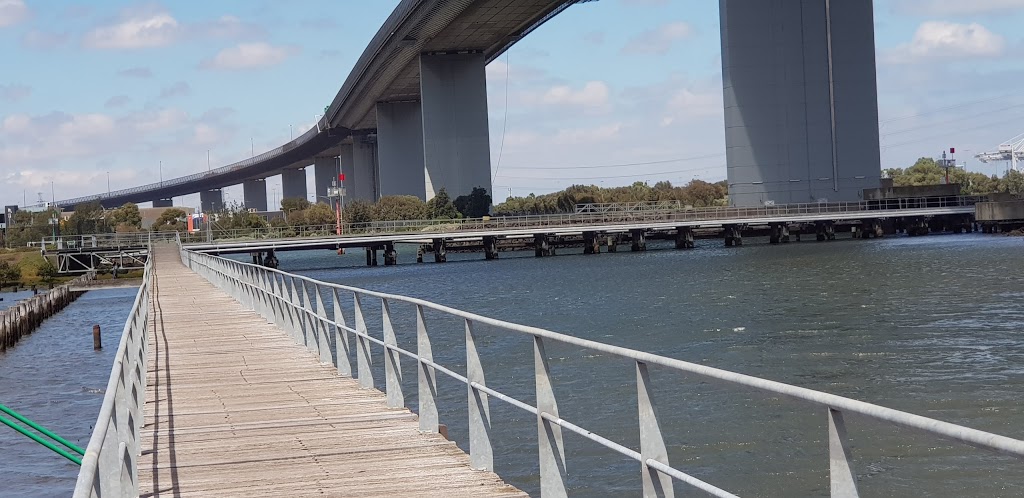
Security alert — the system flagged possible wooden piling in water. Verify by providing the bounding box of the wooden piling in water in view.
[0,272,94,352]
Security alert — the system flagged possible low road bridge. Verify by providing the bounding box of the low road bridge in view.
[182,196,980,261]
[73,240,1024,496]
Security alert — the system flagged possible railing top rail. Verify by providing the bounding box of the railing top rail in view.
[188,249,1024,459]
[72,256,151,495]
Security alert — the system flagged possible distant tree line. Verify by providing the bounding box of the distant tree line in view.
[493,180,729,215]
[884,157,1024,195]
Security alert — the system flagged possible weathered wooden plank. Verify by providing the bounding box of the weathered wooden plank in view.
[139,248,525,497]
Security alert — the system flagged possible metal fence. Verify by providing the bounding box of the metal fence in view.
[72,256,152,497]
[179,248,1024,497]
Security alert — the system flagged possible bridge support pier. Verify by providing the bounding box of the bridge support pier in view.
[483,236,498,260]
[377,101,426,198]
[383,243,397,266]
[859,219,883,239]
[724,225,743,247]
[534,234,554,257]
[815,221,836,241]
[314,156,340,201]
[583,231,600,255]
[200,189,223,213]
[281,168,308,202]
[152,198,173,208]
[674,227,694,249]
[606,235,618,252]
[243,179,268,211]
[906,218,929,236]
[630,229,646,252]
[432,238,447,263]
[420,52,491,199]
[769,223,791,244]
[366,247,378,267]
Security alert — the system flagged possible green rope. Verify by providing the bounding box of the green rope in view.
[0,403,85,456]
[0,414,82,465]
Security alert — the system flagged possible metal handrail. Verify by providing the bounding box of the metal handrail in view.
[178,194,984,247]
[72,251,152,497]
[179,247,1024,497]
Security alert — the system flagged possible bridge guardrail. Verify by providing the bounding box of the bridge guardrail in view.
[72,254,152,497]
[183,195,983,245]
[179,245,1024,497]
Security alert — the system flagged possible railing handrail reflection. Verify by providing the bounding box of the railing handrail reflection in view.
[179,246,1024,497]
[72,250,153,497]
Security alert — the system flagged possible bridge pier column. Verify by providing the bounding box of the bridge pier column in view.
[243,179,268,211]
[366,247,378,266]
[200,189,223,213]
[420,52,491,200]
[606,235,618,252]
[534,234,553,257]
[281,168,308,202]
[583,231,600,255]
[314,156,340,201]
[383,243,397,266]
[815,221,836,241]
[674,227,694,249]
[483,236,498,260]
[152,198,173,208]
[432,238,447,263]
[630,229,646,252]
[377,102,426,198]
[724,225,743,247]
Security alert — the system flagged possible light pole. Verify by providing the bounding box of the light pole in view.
[207,150,211,171]
[107,172,110,194]
[251,138,254,157]
[290,124,293,140]
[159,160,163,185]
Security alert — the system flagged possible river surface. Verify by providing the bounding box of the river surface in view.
[0,288,136,497]
[266,233,1024,497]
[2,234,1023,497]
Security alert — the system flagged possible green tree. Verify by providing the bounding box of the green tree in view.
[344,200,375,225]
[36,259,58,286]
[376,195,428,221]
[305,202,336,225]
[108,202,142,232]
[67,201,105,235]
[153,208,188,232]
[427,188,460,219]
[454,187,493,218]
[0,260,19,290]
[280,198,311,213]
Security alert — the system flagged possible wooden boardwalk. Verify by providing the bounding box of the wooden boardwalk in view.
[139,248,525,497]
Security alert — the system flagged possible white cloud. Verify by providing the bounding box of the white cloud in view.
[537,81,610,109]
[0,0,28,28]
[622,22,692,55]
[892,0,1024,15]
[200,42,296,70]
[553,123,623,145]
[884,21,1005,63]
[84,12,180,49]
[21,30,70,49]
[104,95,131,108]
[158,81,191,99]
[194,15,266,39]
[0,84,30,102]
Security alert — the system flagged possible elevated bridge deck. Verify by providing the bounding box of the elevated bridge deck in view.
[138,247,523,496]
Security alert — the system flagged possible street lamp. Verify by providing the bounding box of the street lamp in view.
[159,160,163,185]
[107,172,110,194]
[251,138,254,157]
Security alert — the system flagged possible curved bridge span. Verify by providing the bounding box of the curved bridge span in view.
[57,0,585,210]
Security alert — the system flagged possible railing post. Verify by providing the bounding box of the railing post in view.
[535,336,567,497]
[354,293,373,389]
[637,361,673,498]
[287,277,303,344]
[416,305,438,433]
[828,408,859,497]
[381,298,403,408]
[300,279,315,351]
[332,287,352,377]
[466,319,492,471]
[314,285,333,365]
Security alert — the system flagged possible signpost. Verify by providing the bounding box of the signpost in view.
[327,173,346,236]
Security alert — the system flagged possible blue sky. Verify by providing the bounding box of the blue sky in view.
[1,0,1023,208]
